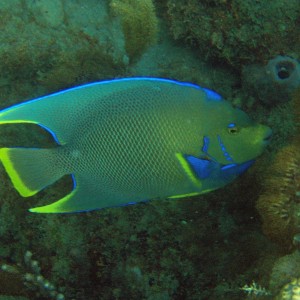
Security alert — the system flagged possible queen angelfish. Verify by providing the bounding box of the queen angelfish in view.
[0,78,271,213]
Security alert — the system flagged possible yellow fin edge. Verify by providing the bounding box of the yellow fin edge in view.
[29,189,76,213]
[169,192,201,199]
[0,120,37,125]
[0,148,37,197]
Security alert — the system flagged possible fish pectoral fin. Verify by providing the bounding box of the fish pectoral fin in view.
[176,153,218,187]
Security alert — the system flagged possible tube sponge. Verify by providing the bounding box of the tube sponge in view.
[242,55,300,105]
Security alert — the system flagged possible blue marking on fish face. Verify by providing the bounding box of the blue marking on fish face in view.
[200,136,219,162]
[227,123,236,128]
[71,174,77,189]
[202,136,210,153]
[217,135,234,163]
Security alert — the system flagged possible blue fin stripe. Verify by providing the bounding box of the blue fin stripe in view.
[38,123,61,145]
[202,88,222,101]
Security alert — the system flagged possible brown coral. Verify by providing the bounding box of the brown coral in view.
[256,88,300,249]
[256,142,300,247]
[110,0,158,61]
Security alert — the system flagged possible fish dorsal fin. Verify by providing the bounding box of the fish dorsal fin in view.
[0,82,116,144]
[0,79,145,144]
[0,78,222,145]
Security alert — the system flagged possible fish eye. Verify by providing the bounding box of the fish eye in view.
[227,123,239,134]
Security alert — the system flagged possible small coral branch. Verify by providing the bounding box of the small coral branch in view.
[240,281,271,297]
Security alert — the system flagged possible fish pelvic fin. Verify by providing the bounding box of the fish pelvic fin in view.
[0,147,65,197]
[29,182,77,213]
[29,175,93,213]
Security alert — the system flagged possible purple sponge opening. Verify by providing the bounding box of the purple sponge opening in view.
[267,55,300,87]
[242,55,300,105]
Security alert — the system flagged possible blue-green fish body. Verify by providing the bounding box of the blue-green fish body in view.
[0,78,271,213]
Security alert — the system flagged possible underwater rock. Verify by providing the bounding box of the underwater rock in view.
[27,0,65,28]
[242,56,300,105]
[0,0,127,97]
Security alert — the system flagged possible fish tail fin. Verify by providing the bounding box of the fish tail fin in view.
[0,147,65,197]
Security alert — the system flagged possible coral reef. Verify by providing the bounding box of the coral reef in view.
[166,0,300,69]
[275,278,300,300]
[110,0,158,62]
[242,56,300,105]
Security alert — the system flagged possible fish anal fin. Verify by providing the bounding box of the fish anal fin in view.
[29,175,96,213]
[29,189,76,213]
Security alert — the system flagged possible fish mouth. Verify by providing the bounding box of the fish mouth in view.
[263,128,272,144]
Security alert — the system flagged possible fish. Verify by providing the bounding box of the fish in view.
[0,77,271,213]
